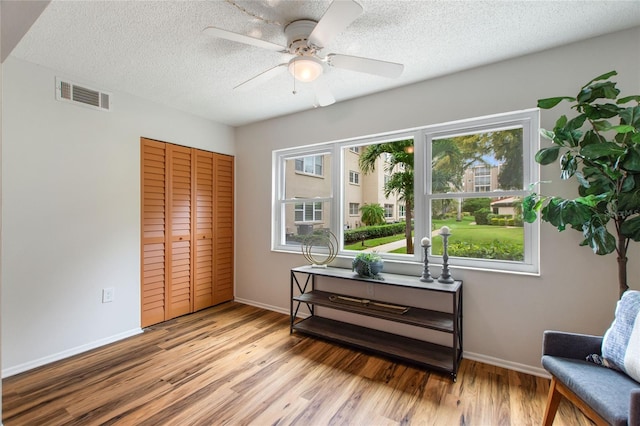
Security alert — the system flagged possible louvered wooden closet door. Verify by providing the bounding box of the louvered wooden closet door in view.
[213,154,234,304]
[141,139,167,327]
[167,145,193,319]
[193,151,214,311]
[142,140,234,327]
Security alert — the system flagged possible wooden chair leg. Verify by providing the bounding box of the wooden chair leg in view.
[543,377,562,426]
[544,376,609,426]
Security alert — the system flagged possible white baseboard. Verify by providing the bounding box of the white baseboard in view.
[233,297,290,316]
[463,351,550,378]
[2,328,143,378]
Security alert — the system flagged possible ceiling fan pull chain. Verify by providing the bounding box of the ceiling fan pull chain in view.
[292,61,297,95]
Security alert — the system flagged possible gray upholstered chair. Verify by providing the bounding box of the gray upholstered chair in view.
[542,330,640,426]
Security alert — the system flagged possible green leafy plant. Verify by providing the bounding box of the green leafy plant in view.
[448,240,524,261]
[353,252,382,263]
[343,222,407,244]
[352,252,383,277]
[359,203,386,227]
[523,71,640,297]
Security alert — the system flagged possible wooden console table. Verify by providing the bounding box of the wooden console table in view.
[290,265,463,381]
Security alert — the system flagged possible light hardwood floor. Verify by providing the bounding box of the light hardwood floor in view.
[3,302,591,425]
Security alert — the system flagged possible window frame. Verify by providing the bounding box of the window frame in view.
[384,203,394,219]
[349,170,360,185]
[423,109,539,273]
[295,154,324,177]
[272,109,540,274]
[473,166,492,192]
[294,201,323,223]
[273,147,333,249]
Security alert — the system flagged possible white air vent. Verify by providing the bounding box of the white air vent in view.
[56,78,111,111]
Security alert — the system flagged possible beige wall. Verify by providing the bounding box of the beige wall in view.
[235,27,640,375]
[2,57,235,375]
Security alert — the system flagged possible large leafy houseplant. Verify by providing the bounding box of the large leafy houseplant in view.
[523,71,640,298]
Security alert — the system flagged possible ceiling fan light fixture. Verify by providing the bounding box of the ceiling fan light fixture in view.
[288,56,323,82]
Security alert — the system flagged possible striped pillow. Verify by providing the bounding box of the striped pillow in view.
[602,290,640,382]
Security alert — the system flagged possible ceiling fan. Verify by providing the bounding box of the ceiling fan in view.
[203,0,404,107]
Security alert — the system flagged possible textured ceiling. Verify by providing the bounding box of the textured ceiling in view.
[10,0,640,127]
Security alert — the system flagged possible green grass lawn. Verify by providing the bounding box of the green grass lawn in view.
[344,233,408,251]
[429,217,523,255]
[351,216,524,256]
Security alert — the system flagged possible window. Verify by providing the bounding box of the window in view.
[273,150,332,247]
[295,155,323,176]
[473,166,491,192]
[349,170,360,185]
[349,146,360,154]
[295,202,323,222]
[384,204,394,219]
[426,110,538,273]
[273,109,539,274]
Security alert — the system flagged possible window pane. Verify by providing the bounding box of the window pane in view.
[349,170,360,184]
[314,156,323,175]
[284,201,331,245]
[432,128,523,194]
[429,197,524,261]
[384,204,394,218]
[284,154,331,199]
[292,155,324,177]
[342,140,414,254]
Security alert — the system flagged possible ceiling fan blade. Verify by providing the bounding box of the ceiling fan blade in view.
[234,64,288,91]
[308,0,363,49]
[203,26,287,52]
[327,54,404,78]
[312,78,336,107]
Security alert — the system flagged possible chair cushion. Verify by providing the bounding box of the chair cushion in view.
[543,355,637,426]
[602,290,640,382]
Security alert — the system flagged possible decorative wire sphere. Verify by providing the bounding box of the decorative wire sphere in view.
[301,230,338,266]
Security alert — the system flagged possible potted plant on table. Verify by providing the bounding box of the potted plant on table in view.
[523,71,640,298]
[352,252,384,278]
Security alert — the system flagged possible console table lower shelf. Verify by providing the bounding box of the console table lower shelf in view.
[293,316,457,375]
[290,265,462,381]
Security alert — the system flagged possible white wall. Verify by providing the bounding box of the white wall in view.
[1,57,235,375]
[235,27,640,375]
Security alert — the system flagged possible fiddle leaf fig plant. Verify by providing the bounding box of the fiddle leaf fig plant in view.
[523,71,640,298]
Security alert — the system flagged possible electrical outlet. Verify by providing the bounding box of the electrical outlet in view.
[366,283,375,298]
[102,287,114,303]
